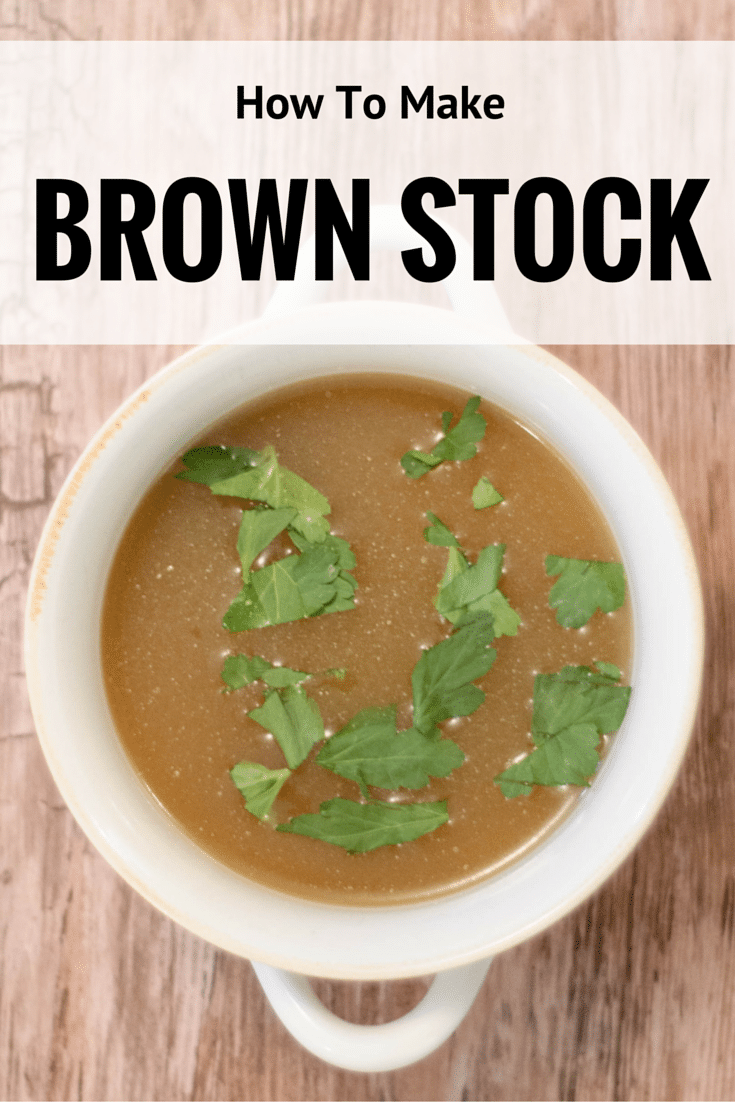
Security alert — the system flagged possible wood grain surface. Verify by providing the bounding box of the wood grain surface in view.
[2,4,734,1101]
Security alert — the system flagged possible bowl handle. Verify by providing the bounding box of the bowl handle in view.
[251,957,491,1072]
[261,203,519,343]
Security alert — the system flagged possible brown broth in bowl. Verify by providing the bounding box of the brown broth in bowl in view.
[101,373,632,905]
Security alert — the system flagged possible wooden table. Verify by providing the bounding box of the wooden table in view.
[2,5,734,1100]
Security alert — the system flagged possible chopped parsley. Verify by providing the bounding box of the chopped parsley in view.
[545,555,626,628]
[230,613,496,850]
[176,445,261,485]
[223,537,357,631]
[429,523,521,638]
[317,706,464,798]
[277,798,450,854]
[472,476,504,509]
[248,684,325,770]
[178,446,357,630]
[185,405,631,856]
[179,444,330,542]
[411,613,497,735]
[423,511,461,547]
[494,663,631,797]
[221,655,345,691]
[401,396,486,478]
[230,761,291,820]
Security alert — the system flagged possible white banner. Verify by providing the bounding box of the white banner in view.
[1,41,732,343]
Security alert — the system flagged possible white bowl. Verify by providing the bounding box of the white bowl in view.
[24,299,703,1069]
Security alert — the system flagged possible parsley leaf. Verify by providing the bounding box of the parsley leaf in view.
[262,665,345,689]
[472,476,504,509]
[232,611,496,849]
[289,531,358,613]
[401,396,486,478]
[400,451,442,478]
[437,544,504,611]
[248,684,324,769]
[317,705,464,797]
[480,590,522,637]
[277,797,449,853]
[180,444,358,632]
[176,445,261,484]
[180,444,330,543]
[593,660,622,680]
[236,507,297,579]
[411,613,497,736]
[230,761,291,820]
[423,512,460,547]
[432,398,486,461]
[222,653,277,689]
[221,655,345,691]
[209,445,330,543]
[493,724,601,797]
[222,540,357,632]
[494,663,631,797]
[289,529,356,570]
[432,535,521,638]
[531,663,631,737]
[545,555,626,628]
[257,545,334,617]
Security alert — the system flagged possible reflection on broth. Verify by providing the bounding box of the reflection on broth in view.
[102,374,632,905]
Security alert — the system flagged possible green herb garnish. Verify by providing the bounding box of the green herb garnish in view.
[277,797,450,854]
[221,654,345,691]
[223,539,357,631]
[176,445,261,484]
[592,660,623,680]
[400,396,486,478]
[222,653,277,689]
[430,525,521,638]
[178,445,357,631]
[472,476,504,509]
[232,614,495,849]
[411,613,497,735]
[248,684,325,769]
[202,417,631,859]
[316,705,464,797]
[230,761,291,820]
[234,507,296,580]
[423,512,460,547]
[545,555,626,628]
[180,444,330,543]
[494,662,631,797]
